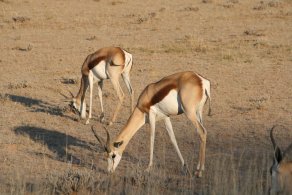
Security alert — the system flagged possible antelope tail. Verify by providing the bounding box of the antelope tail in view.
[205,88,211,116]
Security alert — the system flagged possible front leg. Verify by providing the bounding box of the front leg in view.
[80,75,89,120]
[146,111,156,172]
[86,73,94,125]
[97,80,105,123]
[164,117,190,176]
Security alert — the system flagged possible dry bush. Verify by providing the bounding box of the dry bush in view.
[248,97,269,110]
[202,0,213,3]
[12,16,30,23]
[60,78,78,85]
[12,44,33,51]
[253,0,283,10]
[222,54,234,61]
[183,7,199,12]
[0,93,9,103]
[7,81,31,89]
[110,1,124,6]
[243,29,265,37]
[45,169,92,194]
[162,35,208,54]
[136,12,156,24]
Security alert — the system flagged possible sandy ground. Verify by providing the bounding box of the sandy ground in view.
[0,0,291,193]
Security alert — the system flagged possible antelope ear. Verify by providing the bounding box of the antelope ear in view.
[113,141,124,148]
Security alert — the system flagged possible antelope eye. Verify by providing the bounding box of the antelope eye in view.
[112,154,116,159]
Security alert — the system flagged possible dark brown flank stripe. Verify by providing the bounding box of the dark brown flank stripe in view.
[136,71,204,113]
[74,47,126,102]
[150,83,177,107]
[138,83,177,113]
[88,55,107,70]
[81,47,125,76]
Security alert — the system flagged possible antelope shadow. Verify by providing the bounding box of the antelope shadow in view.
[13,125,92,163]
[7,94,75,120]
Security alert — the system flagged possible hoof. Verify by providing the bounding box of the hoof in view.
[85,119,90,125]
[182,164,191,176]
[99,113,105,123]
[195,170,203,178]
[107,121,113,126]
[144,166,152,173]
[100,117,105,123]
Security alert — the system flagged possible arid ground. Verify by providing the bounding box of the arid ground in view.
[0,0,291,194]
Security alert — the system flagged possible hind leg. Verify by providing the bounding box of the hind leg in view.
[122,72,134,112]
[97,80,105,123]
[107,68,125,126]
[185,111,207,177]
[180,87,207,177]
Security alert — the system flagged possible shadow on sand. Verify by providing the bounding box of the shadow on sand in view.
[13,125,93,164]
[7,94,76,120]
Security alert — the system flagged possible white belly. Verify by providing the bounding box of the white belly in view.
[91,60,108,80]
[150,89,183,120]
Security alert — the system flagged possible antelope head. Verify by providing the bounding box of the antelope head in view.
[91,125,124,173]
[269,126,292,194]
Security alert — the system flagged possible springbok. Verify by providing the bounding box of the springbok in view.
[92,71,211,177]
[269,126,292,194]
[69,47,134,125]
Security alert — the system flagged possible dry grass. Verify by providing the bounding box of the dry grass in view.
[161,35,209,54]
[1,149,272,194]
[0,0,291,194]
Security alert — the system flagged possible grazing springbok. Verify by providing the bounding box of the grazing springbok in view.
[92,71,211,177]
[269,126,292,195]
[69,47,134,125]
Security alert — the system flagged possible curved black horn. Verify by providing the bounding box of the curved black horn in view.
[91,125,105,146]
[270,125,283,163]
[68,90,74,98]
[59,92,72,102]
[59,92,69,99]
[104,126,111,153]
[270,126,277,150]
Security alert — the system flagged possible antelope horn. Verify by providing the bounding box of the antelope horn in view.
[270,125,277,150]
[59,92,72,102]
[104,126,111,153]
[68,90,74,98]
[91,125,106,146]
[59,92,70,99]
[270,125,283,163]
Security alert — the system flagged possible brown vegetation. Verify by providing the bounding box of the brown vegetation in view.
[0,0,291,194]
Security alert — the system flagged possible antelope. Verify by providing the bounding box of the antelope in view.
[92,71,211,177]
[68,47,134,125]
[269,126,292,195]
